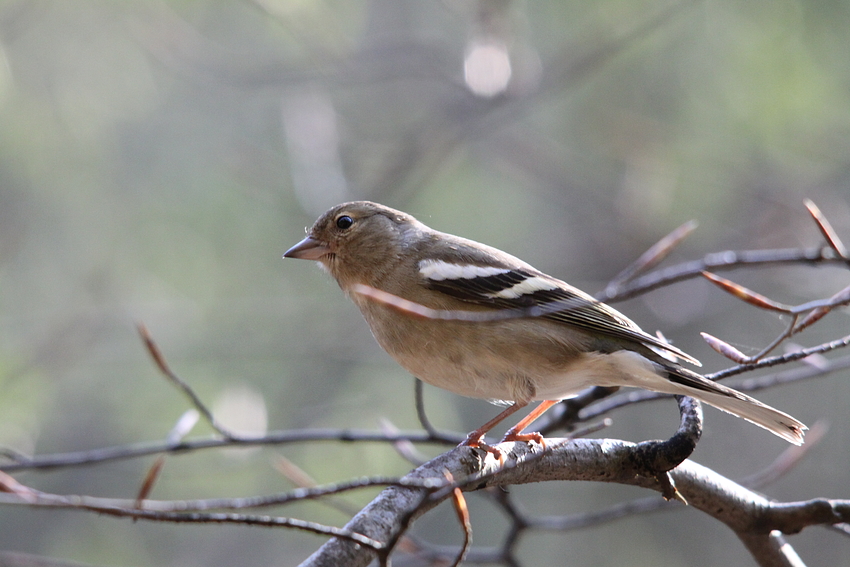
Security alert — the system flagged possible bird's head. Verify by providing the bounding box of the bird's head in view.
[284,201,423,288]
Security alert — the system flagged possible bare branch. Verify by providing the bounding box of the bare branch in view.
[379,417,429,466]
[134,456,165,506]
[711,335,850,381]
[4,340,847,475]
[599,246,845,303]
[405,419,831,563]
[0,429,459,473]
[805,199,848,260]
[446,472,472,567]
[701,271,792,313]
[605,219,698,295]
[627,396,702,502]
[137,324,241,440]
[0,552,103,567]
[272,455,362,517]
[793,282,850,333]
[0,485,386,549]
[740,421,829,489]
[298,440,850,567]
[737,531,807,567]
[701,332,751,364]
[414,378,442,439]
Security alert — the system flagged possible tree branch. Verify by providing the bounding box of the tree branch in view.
[298,439,848,567]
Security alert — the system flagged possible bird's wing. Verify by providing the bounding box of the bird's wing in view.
[418,259,700,367]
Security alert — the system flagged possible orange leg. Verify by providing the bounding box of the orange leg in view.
[461,401,528,449]
[501,399,560,445]
[462,399,561,459]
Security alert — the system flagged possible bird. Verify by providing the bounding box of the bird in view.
[284,201,806,448]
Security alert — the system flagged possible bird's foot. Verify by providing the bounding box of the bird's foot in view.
[500,429,547,448]
[460,433,505,463]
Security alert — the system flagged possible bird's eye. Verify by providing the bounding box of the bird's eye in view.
[336,215,354,230]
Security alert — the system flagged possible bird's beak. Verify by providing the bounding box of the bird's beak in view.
[284,236,331,260]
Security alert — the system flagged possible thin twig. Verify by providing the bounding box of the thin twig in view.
[605,219,698,295]
[700,267,850,362]
[701,332,751,364]
[272,455,362,517]
[701,271,793,313]
[0,429,460,473]
[711,334,850,381]
[135,410,200,506]
[380,417,429,465]
[446,472,472,567]
[3,339,845,474]
[4,339,846,474]
[739,421,829,489]
[135,457,165,507]
[137,324,241,440]
[805,199,848,260]
[0,487,385,548]
[414,378,442,439]
[0,475,453,514]
[793,282,850,333]
[599,246,844,303]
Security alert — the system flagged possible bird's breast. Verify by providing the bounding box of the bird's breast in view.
[353,299,597,403]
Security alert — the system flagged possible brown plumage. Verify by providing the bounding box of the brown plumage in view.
[285,201,806,446]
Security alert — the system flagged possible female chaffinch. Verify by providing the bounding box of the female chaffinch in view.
[285,201,806,447]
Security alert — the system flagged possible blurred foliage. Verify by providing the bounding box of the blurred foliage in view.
[0,0,849,565]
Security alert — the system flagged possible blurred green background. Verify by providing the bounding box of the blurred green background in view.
[1,0,849,565]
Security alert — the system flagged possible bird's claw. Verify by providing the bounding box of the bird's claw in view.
[500,430,547,448]
[460,434,505,464]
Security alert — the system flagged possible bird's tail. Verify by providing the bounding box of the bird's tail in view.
[663,366,806,445]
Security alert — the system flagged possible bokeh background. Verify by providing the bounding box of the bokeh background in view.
[1,1,849,565]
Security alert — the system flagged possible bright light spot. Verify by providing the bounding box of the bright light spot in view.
[464,39,512,98]
[213,384,268,458]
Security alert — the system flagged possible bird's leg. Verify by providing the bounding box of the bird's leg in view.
[500,399,560,445]
[462,401,527,454]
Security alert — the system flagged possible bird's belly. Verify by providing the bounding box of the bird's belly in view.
[360,305,600,403]
[392,346,534,402]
